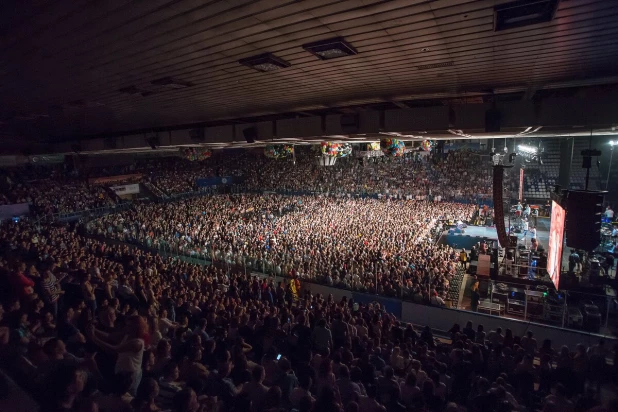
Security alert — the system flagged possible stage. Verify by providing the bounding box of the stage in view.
[440,216,550,251]
[439,216,557,284]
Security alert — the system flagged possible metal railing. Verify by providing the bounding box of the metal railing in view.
[43,203,133,222]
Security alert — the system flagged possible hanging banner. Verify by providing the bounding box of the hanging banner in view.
[89,174,143,185]
[519,168,524,201]
[110,183,140,195]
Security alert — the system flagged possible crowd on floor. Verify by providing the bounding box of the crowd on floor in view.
[1,218,617,412]
[85,194,475,303]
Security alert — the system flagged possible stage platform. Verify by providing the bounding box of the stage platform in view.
[438,217,566,282]
[440,216,550,250]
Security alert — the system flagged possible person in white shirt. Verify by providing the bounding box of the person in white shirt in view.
[522,220,529,239]
[605,206,614,221]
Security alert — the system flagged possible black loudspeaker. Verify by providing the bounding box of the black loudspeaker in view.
[243,127,258,143]
[490,247,499,280]
[565,190,604,251]
[492,167,509,247]
[485,108,501,132]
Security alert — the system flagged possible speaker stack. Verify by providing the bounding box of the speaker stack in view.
[492,166,510,248]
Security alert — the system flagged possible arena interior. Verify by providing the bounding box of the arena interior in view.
[1,1,618,412]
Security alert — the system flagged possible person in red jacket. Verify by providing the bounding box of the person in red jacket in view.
[9,263,35,299]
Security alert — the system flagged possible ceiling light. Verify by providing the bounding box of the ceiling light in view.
[302,37,357,60]
[504,13,543,24]
[610,141,617,146]
[238,53,291,72]
[494,0,558,32]
[151,77,193,89]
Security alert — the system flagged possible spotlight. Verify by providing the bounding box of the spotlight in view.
[517,144,537,154]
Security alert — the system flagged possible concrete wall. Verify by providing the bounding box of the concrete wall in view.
[400,301,614,350]
[289,278,615,350]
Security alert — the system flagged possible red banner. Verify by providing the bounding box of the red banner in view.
[519,168,524,201]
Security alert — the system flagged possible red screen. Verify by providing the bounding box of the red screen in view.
[547,201,565,290]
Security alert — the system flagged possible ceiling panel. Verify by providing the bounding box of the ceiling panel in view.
[1,0,617,140]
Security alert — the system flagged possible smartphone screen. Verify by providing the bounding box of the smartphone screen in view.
[276,354,282,360]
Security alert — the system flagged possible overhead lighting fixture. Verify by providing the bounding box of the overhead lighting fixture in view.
[517,144,538,154]
[610,140,617,147]
[494,0,558,32]
[151,77,193,89]
[238,53,291,72]
[302,37,357,60]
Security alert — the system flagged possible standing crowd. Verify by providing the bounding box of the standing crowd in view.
[86,194,475,303]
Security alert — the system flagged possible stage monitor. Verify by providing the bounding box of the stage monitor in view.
[547,200,565,290]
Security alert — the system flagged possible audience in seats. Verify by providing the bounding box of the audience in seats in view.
[0,217,615,412]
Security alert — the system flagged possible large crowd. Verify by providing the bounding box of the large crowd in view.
[0,217,617,412]
[1,149,493,217]
[0,148,616,412]
[241,149,492,203]
[85,195,475,303]
[132,155,247,196]
[0,166,115,215]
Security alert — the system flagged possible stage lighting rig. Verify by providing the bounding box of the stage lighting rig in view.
[517,144,537,155]
[517,142,545,164]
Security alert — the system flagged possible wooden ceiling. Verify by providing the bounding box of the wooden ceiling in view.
[1,0,618,140]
